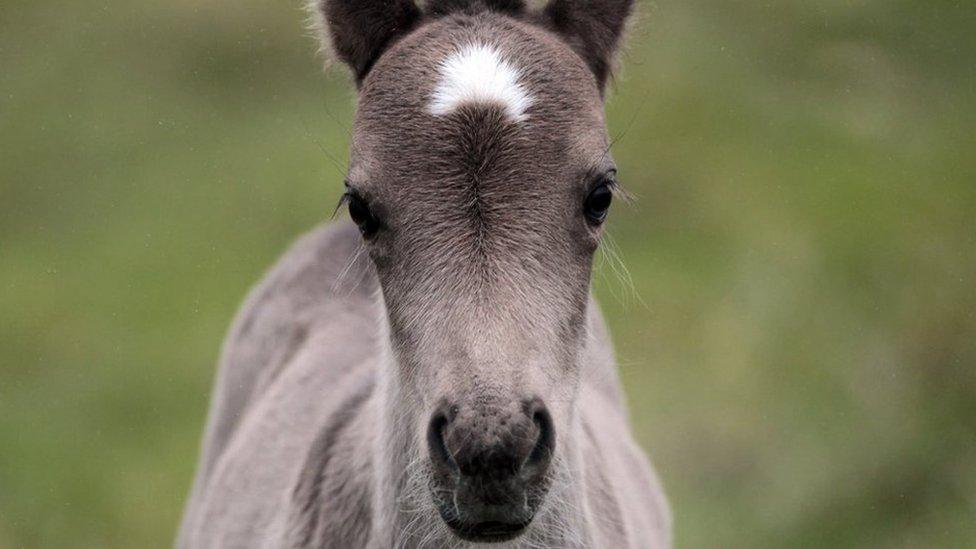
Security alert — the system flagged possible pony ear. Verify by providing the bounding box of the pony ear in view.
[309,0,422,84]
[541,0,635,92]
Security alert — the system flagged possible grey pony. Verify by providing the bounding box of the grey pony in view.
[178,0,670,547]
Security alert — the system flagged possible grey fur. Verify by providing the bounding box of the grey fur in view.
[179,2,669,547]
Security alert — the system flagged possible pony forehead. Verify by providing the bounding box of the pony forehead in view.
[428,42,534,122]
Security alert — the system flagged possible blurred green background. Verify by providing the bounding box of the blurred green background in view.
[2,0,975,547]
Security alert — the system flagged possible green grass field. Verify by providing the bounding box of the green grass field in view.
[2,0,974,546]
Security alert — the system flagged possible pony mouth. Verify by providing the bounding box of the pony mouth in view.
[443,516,532,543]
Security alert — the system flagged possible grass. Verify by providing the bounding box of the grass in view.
[1,0,974,546]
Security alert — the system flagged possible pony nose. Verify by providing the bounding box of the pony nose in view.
[427,398,555,483]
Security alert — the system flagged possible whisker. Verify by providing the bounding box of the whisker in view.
[298,112,348,178]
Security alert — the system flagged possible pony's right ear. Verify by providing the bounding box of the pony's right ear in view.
[541,0,635,92]
[308,0,422,85]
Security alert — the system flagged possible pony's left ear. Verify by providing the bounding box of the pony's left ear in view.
[309,0,422,85]
[540,0,636,92]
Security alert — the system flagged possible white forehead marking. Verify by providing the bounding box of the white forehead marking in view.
[429,43,533,122]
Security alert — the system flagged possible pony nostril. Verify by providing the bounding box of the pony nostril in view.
[427,410,459,477]
[432,399,555,482]
[525,405,555,472]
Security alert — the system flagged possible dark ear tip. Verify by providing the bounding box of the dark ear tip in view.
[540,0,636,92]
[312,0,422,83]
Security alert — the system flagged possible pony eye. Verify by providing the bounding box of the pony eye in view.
[347,194,380,238]
[584,182,613,225]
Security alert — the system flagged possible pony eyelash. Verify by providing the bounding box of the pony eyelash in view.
[332,191,352,219]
